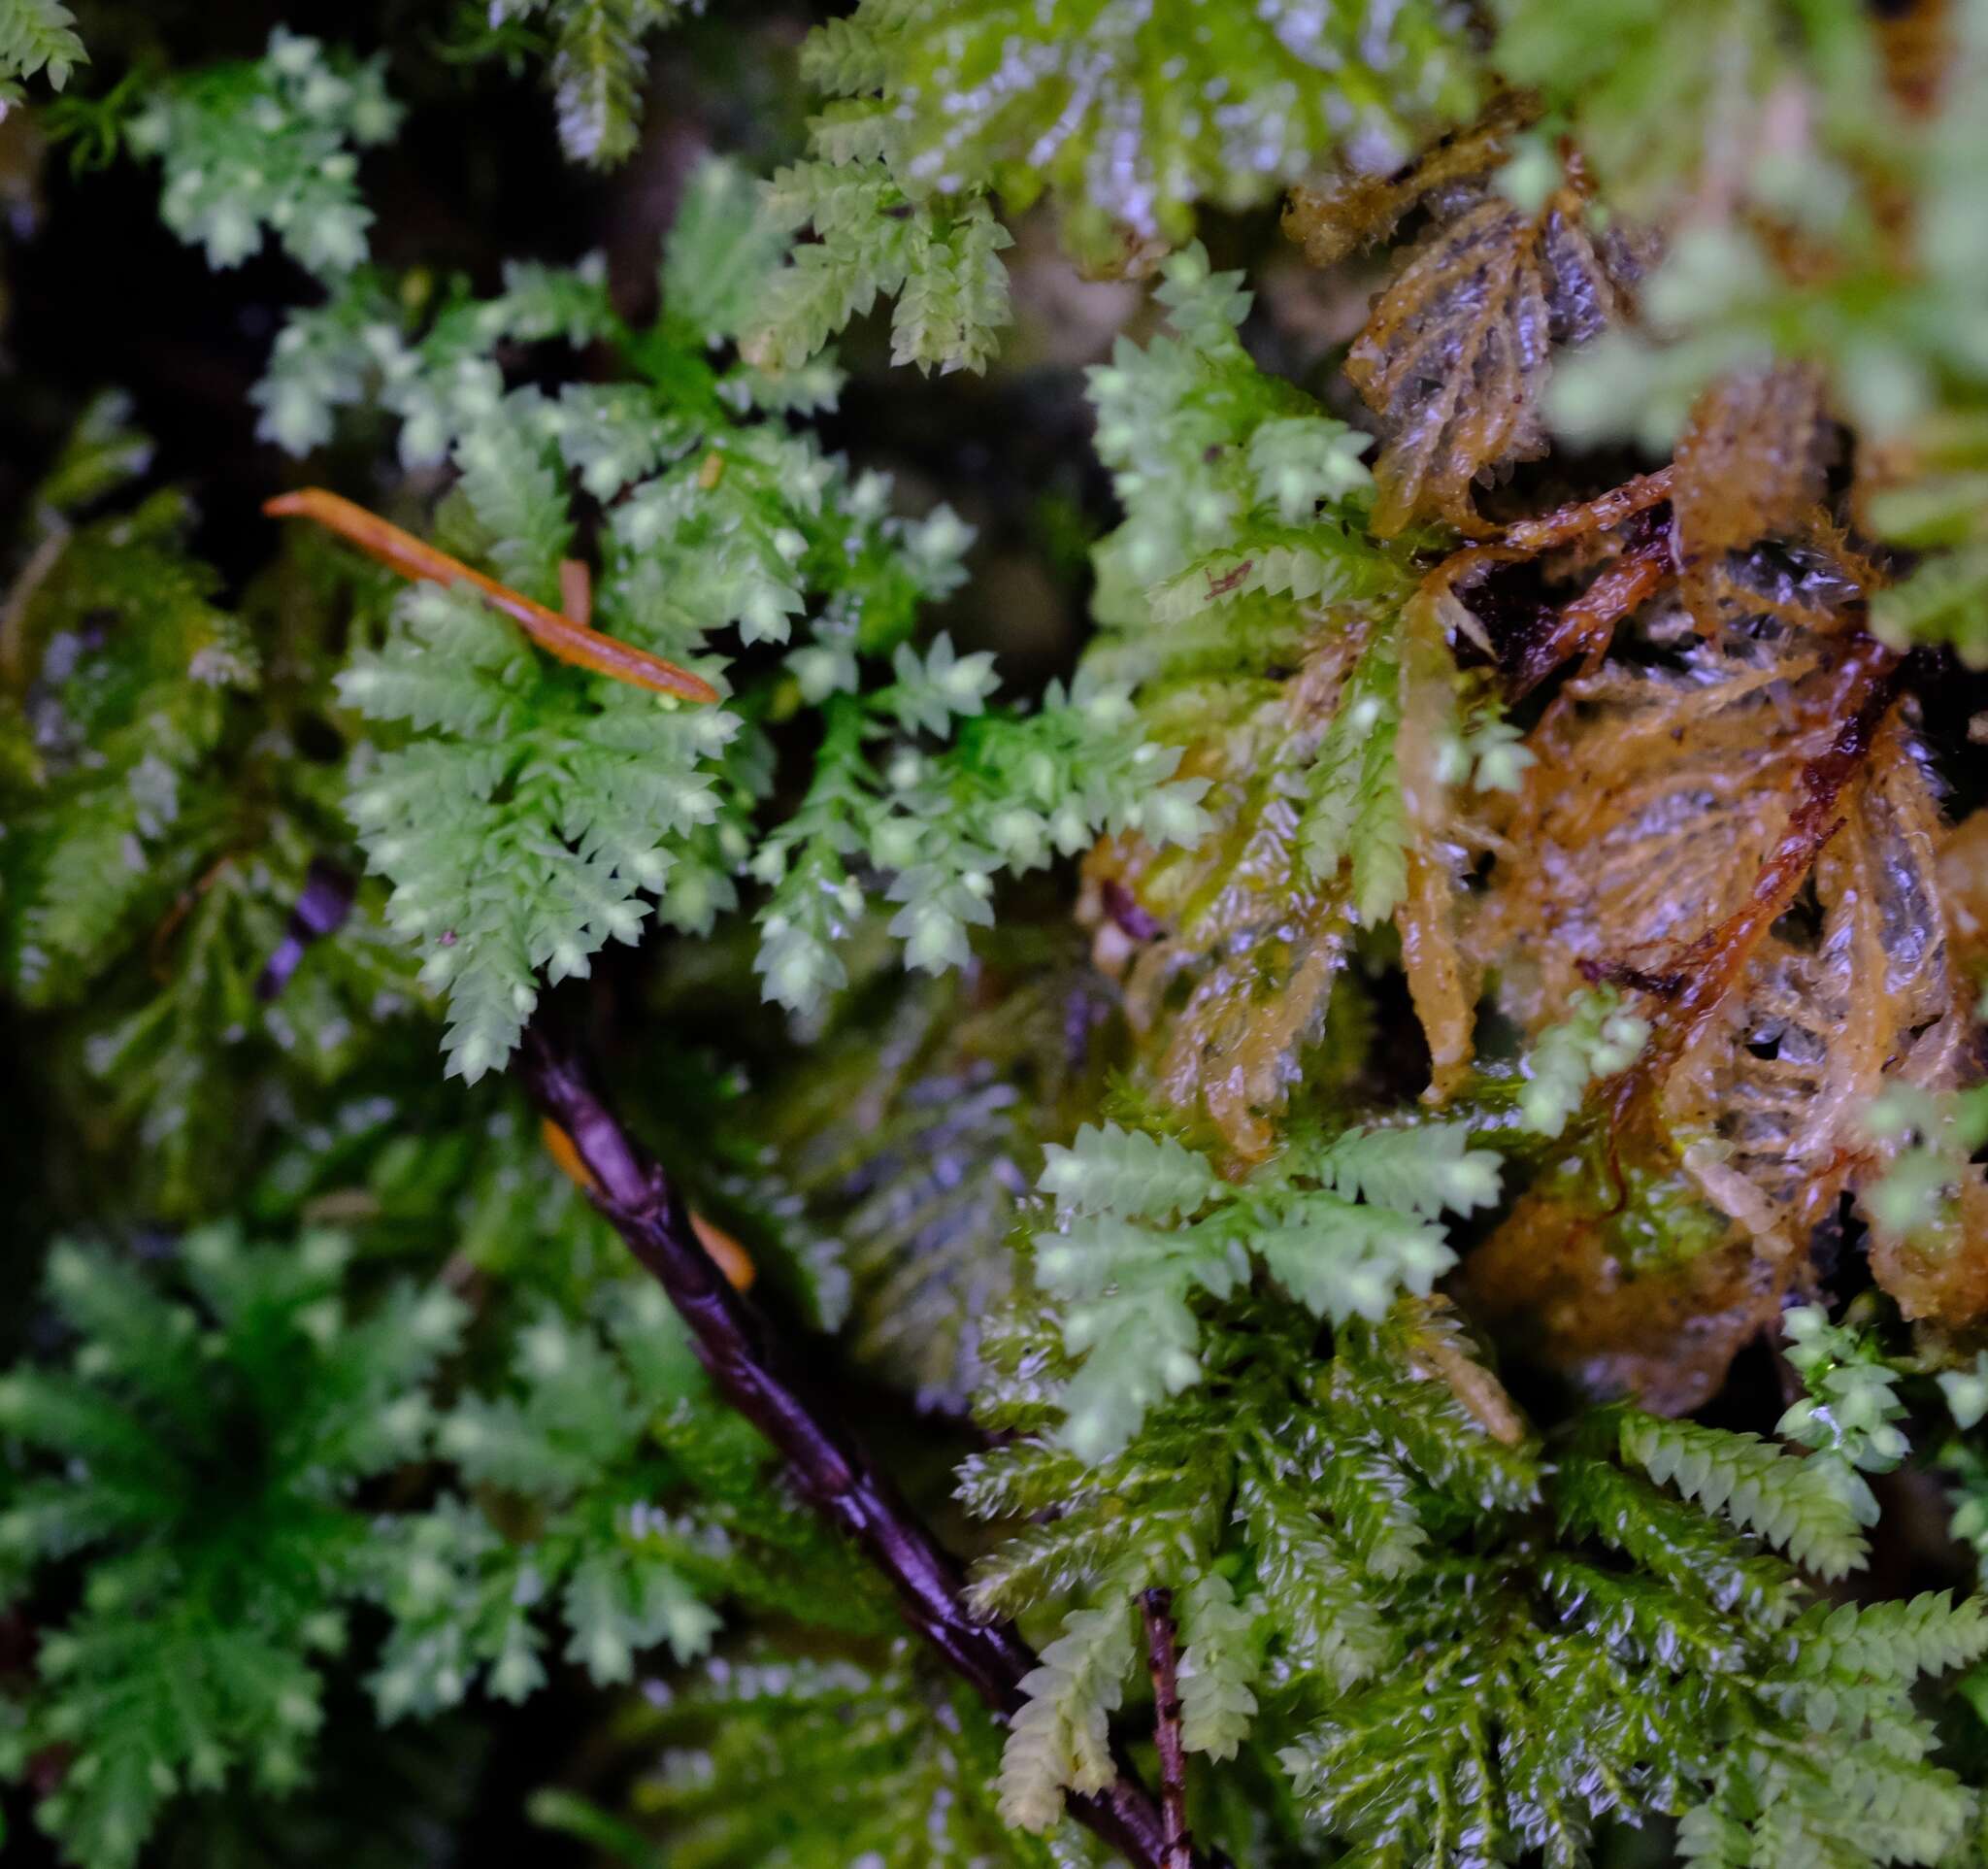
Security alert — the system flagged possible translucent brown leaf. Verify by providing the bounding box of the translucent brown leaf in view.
[1394,588,1476,1099]
[1343,182,1636,537]
[1468,625,1847,1032]
[1461,1186,1780,1416]
[1939,807,1988,978]
[1453,447,1988,1393]
[1663,714,1963,1261]
[1469,675,1988,1397]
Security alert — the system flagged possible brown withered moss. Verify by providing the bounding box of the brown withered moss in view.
[1938,808,1988,978]
[1344,189,1628,536]
[1468,623,1854,1030]
[1395,588,1478,1099]
[1312,137,1643,538]
[1282,95,1534,270]
[1661,712,1967,1264]
[1461,1157,1785,1415]
[1878,0,1956,117]
[1672,365,1834,568]
[1402,1293,1531,1445]
[1457,455,1988,1396]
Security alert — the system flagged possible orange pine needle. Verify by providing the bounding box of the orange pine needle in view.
[540,1118,755,1291]
[265,486,718,704]
[557,557,593,629]
[688,1211,758,1294]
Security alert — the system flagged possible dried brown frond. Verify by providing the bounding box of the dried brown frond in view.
[1395,589,1477,1098]
[1938,808,1988,978]
[1449,461,1988,1398]
[1468,624,1849,1031]
[1402,1295,1530,1445]
[1281,94,1534,269]
[1461,1184,1786,1415]
[1879,0,1954,116]
[1673,365,1833,564]
[1468,657,1988,1398]
[1342,178,1640,538]
[1661,712,1956,1260]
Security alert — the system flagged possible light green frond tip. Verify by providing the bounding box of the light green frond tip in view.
[1517,987,1649,1138]
[1777,1306,1909,1478]
[998,1603,1134,1832]
[1176,1574,1262,1760]
[1039,1122,1220,1221]
[127,29,400,277]
[0,0,83,93]
[491,0,693,168]
[1621,1412,1870,1581]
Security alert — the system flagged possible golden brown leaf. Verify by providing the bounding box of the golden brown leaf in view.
[1462,1185,1787,1415]
[1403,1295,1530,1445]
[1673,365,1832,565]
[1662,714,1958,1257]
[1677,712,1988,1326]
[1468,626,1844,1031]
[1395,589,1477,1098]
[1451,466,1988,1395]
[1938,807,1988,979]
[1468,684,1988,1399]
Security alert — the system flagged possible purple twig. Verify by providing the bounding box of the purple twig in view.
[514,1015,1210,1869]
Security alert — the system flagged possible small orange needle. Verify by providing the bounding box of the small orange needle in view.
[265,486,718,704]
[541,1117,756,1291]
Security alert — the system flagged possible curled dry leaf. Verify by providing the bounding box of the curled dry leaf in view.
[1402,1294,1529,1446]
[1461,1185,1783,1416]
[1468,623,1847,1031]
[1394,588,1476,1100]
[1939,808,1988,979]
[1878,0,1956,117]
[1282,97,1532,270]
[1662,713,1970,1271]
[1462,616,1865,1410]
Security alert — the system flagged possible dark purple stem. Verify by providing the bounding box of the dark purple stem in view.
[256,857,355,1001]
[1142,1588,1194,1869]
[514,1017,1207,1869]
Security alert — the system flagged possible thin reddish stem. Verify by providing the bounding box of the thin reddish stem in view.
[1142,1588,1194,1869]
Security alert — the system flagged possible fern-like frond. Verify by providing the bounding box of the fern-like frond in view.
[0,0,83,92]
[128,30,401,276]
[1620,1410,1872,1580]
